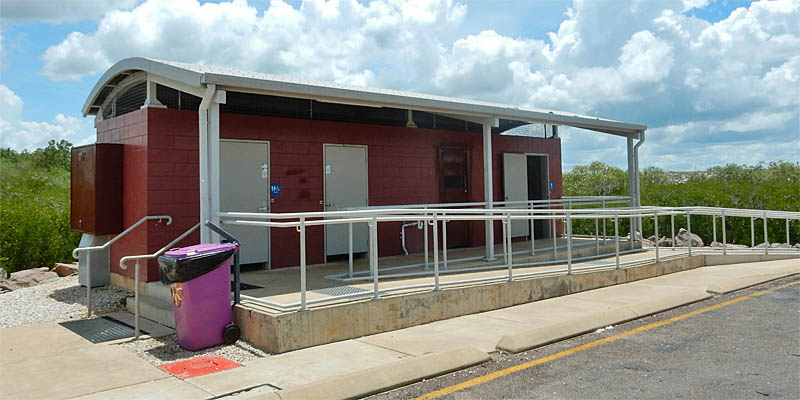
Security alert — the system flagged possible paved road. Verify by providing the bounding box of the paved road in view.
[371,276,800,400]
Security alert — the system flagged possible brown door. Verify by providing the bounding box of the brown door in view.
[438,146,470,248]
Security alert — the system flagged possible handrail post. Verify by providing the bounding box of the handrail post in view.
[423,207,429,270]
[763,212,769,255]
[507,214,513,282]
[442,219,448,271]
[687,211,692,257]
[299,217,307,311]
[614,214,620,269]
[566,212,573,275]
[722,209,727,256]
[502,215,509,269]
[86,251,92,318]
[432,213,439,291]
[134,260,140,340]
[750,217,755,248]
[786,218,791,248]
[348,222,353,278]
[601,199,607,243]
[654,211,659,263]
[712,215,717,245]
[529,204,535,256]
[371,216,379,300]
[671,214,675,250]
[595,217,599,254]
[552,211,558,261]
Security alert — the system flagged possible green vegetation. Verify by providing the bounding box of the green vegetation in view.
[563,161,800,245]
[0,140,80,273]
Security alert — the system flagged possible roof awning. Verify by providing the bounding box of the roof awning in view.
[83,57,647,137]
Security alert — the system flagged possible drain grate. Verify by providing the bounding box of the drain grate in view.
[59,316,148,344]
[312,285,370,297]
[232,281,262,291]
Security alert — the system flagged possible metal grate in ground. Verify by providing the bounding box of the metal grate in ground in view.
[59,316,148,344]
[312,285,370,297]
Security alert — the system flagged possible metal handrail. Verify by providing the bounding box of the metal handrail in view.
[217,204,798,313]
[71,215,172,317]
[119,223,200,339]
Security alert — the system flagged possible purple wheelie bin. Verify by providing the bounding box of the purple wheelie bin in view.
[158,243,240,351]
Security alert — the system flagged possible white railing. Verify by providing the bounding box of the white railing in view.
[119,223,200,339]
[72,215,172,317]
[217,201,799,313]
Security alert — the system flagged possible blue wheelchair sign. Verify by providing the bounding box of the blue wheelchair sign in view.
[270,184,281,196]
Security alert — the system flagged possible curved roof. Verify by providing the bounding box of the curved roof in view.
[83,57,646,136]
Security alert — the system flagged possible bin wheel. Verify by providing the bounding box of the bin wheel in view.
[223,324,241,345]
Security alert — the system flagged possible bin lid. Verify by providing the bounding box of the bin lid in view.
[164,243,238,259]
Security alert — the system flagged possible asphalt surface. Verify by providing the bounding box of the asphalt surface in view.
[370,276,800,400]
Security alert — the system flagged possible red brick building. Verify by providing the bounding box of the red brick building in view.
[76,58,646,286]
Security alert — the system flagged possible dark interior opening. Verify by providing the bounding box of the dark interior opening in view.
[527,155,550,239]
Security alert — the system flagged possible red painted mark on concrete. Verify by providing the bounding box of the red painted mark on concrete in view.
[159,356,242,379]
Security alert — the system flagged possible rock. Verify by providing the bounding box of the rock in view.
[647,235,656,243]
[770,243,790,248]
[52,263,78,277]
[795,243,800,249]
[641,238,654,247]
[8,268,60,288]
[1,279,21,292]
[755,242,769,248]
[709,241,725,248]
[0,268,5,279]
[657,237,674,247]
[674,228,703,247]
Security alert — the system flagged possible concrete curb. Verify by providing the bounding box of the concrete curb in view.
[496,289,711,354]
[270,347,489,400]
[707,271,800,295]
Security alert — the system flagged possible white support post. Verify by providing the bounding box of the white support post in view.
[432,214,440,291]
[348,223,354,278]
[423,210,430,270]
[442,219,448,270]
[552,213,558,260]
[506,215,513,282]
[601,199,607,243]
[566,212,573,275]
[482,119,496,261]
[751,217,755,248]
[595,218,599,254]
[199,84,216,243]
[299,217,307,311]
[787,218,791,247]
[687,212,692,257]
[529,204,535,256]
[654,211,659,263]
[763,212,768,255]
[671,214,675,250]
[722,210,727,255]
[371,216,379,299]
[209,101,221,243]
[614,215,620,269]
[712,215,717,244]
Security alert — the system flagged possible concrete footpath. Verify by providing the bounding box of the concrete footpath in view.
[1,258,797,400]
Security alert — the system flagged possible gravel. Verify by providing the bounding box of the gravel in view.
[0,275,129,329]
[118,334,270,366]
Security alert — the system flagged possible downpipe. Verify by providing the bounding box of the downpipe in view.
[400,222,419,255]
[198,84,216,243]
[633,130,646,242]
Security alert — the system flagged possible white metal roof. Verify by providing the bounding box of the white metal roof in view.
[83,57,646,137]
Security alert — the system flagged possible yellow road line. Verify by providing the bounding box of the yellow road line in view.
[413,279,800,400]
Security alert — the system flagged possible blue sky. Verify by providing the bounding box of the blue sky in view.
[1,0,797,170]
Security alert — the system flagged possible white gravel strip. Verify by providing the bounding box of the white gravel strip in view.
[118,334,269,366]
[0,275,129,329]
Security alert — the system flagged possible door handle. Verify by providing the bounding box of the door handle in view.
[325,203,334,207]
[257,200,269,212]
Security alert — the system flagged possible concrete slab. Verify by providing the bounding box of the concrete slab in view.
[0,322,91,362]
[186,339,409,396]
[69,377,212,400]
[358,314,532,355]
[0,344,168,400]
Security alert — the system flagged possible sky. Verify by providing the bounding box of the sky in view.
[0,0,797,171]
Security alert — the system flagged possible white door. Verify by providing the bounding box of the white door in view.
[220,140,269,265]
[503,153,529,237]
[324,145,369,256]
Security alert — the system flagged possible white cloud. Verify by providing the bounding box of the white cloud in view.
[32,0,800,170]
[0,85,94,151]
[0,0,142,23]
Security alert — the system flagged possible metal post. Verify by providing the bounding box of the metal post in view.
[348,222,353,278]
[654,212,659,263]
[371,216,379,299]
[442,219,448,270]
[567,212,573,275]
[687,212,692,257]
[134,260,140,340]
[712,215,717,245]
[529,204,536,256]
[595,218,600,254]
[482,121,495,261]
[552,212,558,261]
[601,199,607,243]
[432,213,439,291]
[614,215,620,269]
[671,214,675,250]
[502,215,509,268]
[787,218,791,247]
[507,215,513,282]
[424,209,429,270]
[299,217,307,311]
[722,209,727,256]
[751,217,755,248]
[86,251,92,318]
[763,212,768,255]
